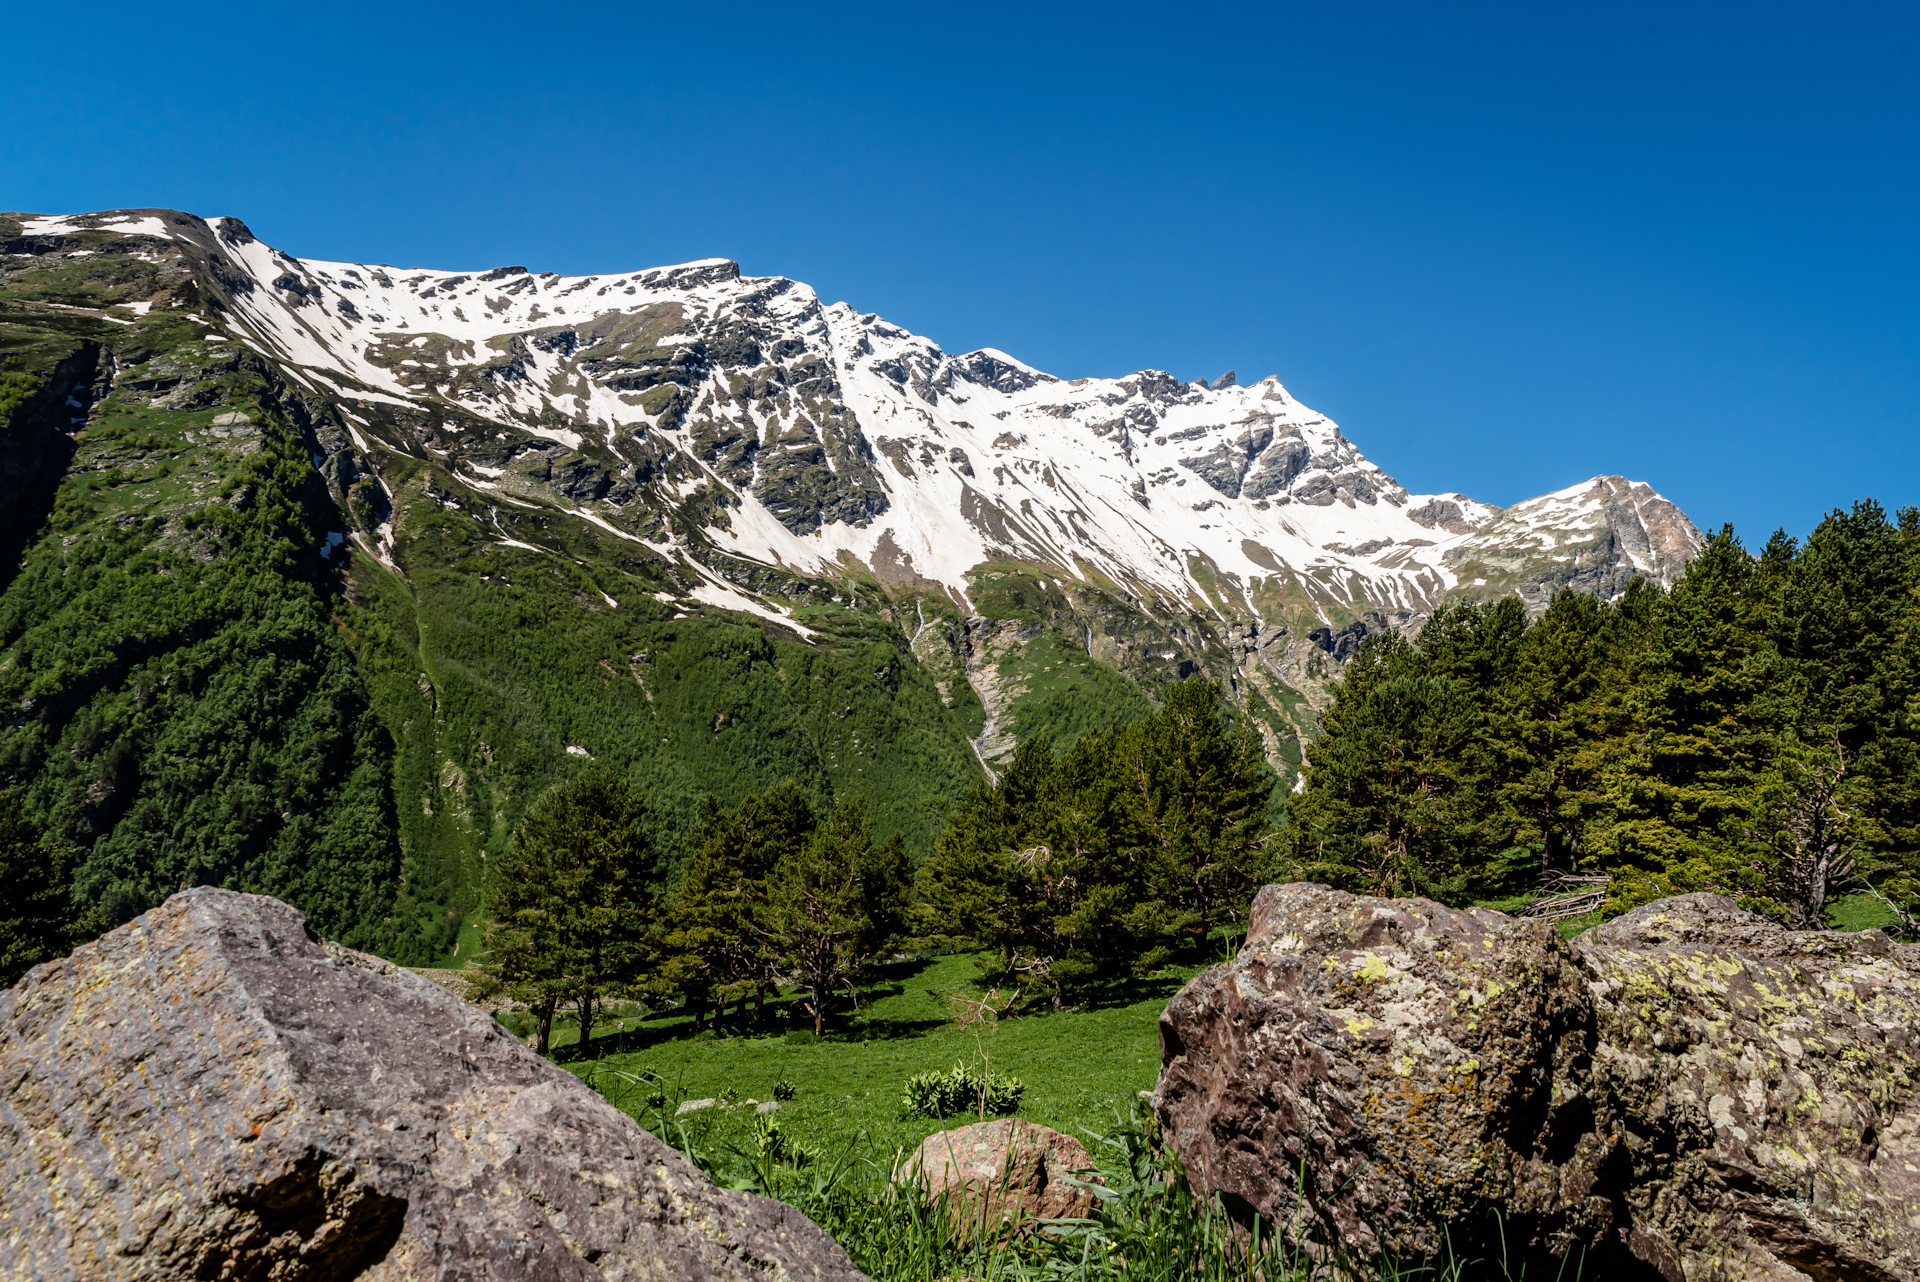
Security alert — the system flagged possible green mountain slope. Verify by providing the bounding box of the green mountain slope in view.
[0,209,1703,960]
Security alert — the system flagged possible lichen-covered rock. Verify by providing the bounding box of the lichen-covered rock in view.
[0,887,866,1281]
[1578,895,1920,1282]
[900,1119,1097,1230]
[1155,885,1920,1280]
[1154,882,1611,1267]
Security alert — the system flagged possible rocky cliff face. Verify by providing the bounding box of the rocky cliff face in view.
[1156,885,1920,1281]
[1444,475,1704,612]
[0,887,866,1281]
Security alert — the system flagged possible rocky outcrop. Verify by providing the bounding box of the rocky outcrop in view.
[0,888,865,1281]
[900,1119,1098,1230]
[1155,884,1920,1280]
[1444,476,1704,612]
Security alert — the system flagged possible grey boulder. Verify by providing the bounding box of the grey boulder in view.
[1155,884,1920,1281]
[0,887,865,1281]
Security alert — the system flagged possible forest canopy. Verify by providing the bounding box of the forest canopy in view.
[1287,501,1920,929]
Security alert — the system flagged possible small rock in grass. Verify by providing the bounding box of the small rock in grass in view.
[900,1118,1098,1231]
[756,1101,782,1113]
[676,1098,718,1116]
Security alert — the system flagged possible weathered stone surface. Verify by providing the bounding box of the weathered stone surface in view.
[901,1119,1097,1228]
[1155,883,1605,1266]
[1578,895,1920,1282]
[0,888,866,1281]
[1155,884,1920,1280]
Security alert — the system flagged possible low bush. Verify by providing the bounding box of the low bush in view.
[901,1061,1023,1119]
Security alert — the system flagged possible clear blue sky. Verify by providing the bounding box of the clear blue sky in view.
[6,1,1915,539]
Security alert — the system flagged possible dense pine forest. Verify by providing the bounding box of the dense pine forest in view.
[461,494,1920,1041]
[1291,502,1920,930]
[8,498,1919,995]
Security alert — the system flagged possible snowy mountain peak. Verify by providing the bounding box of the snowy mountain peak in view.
[4,208,1703,628]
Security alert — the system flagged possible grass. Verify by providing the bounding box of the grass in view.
[524,952,1578,1281]
[998,630,1154,748]
[428,915,486,968]
[1826,891,1903,932]
[552,953,1184,1160]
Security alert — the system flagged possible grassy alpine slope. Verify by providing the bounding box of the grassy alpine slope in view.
[544,953,1562,1282]
[0,261,403,944]
[0,217,1003,959]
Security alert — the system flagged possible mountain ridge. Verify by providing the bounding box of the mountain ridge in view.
[5,208,1699,632]
[0,207,1705,956]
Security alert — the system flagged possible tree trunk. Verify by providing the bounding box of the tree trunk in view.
[534,998,557,1058]
[812,984,824,1037]
[1808,850,1831,929]
[577,992,596,1059]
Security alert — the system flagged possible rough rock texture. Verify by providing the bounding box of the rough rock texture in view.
[1155,884,1920,1281]
[901,1119,1098,1229]
[0,888,866,1281]
[1444,475,1704,612]
[1155,883,1605,1266]
[1580,896,1920,1282]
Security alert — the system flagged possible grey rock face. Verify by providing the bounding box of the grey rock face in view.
[1156,885,1920,1280]
[1444,476,1704,611]
[1239,429,1312,500]
[1406,496,1486,535]
[0,888,866,1282]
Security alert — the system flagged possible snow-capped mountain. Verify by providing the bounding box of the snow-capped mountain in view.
[8,209,1698,636]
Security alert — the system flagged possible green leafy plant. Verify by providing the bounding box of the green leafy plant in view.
[901,1061,1024,1119]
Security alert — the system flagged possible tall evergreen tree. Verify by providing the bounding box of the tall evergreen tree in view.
[0,789,90,987]
[763,799,910,1035]
[1767,502,1920,912]
[478,770,660,1056]
[1113,679,1278,932]
[1286,631,1500,899]
[1275,511,1920,929]
[1592,529,1779,911]
[658,780,813,1032]
[917,680,1273,1002]
[1493,589,1642,875]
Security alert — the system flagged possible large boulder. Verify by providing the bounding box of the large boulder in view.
[1155,884,1920,1281]
[0,887,865,1281]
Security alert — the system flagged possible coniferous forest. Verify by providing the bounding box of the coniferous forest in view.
[1290,503,1920,931]
[6,493,1918,1002]
[450,500,1920,1036]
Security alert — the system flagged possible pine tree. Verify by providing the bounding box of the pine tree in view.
[1594,529,1778,912]
[659,780,813,1032]
[478,770,660,1056]
[763,800,909,1035]
[1767,502,1920,914]
[916,680,1273,1002]
[1110,679,1277,932]
[0,790,89,987]
[1493,589,1643,877]
[1287,632,1499,899]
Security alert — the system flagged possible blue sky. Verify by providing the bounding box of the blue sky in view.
[6,1,1915,539]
